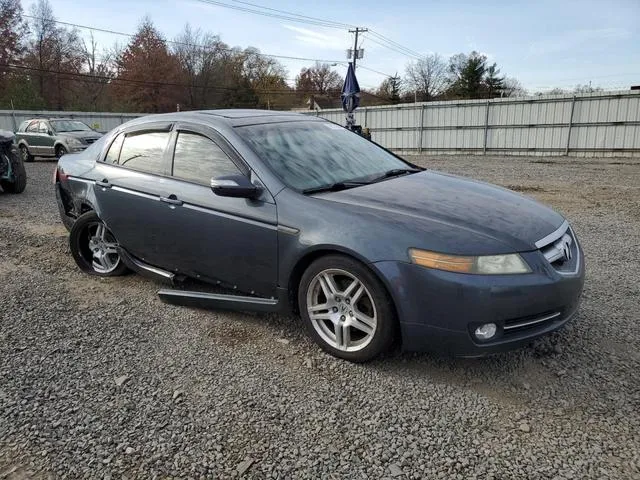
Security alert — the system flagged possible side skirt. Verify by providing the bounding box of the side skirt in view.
[158,287,290,313]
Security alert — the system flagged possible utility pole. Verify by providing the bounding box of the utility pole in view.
[348,27,368,71]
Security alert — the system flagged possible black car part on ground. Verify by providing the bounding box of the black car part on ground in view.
[0,130,26,194]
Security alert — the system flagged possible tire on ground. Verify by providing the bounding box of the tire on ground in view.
[0,150,27,193]
[69,210,128,277]
[298,254,397,363]
[19,145,34,162]
[55,145,67,159]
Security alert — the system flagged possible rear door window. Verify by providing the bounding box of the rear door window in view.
[115,131,171,175]
[171,131,240,185]
[104,134,124,165]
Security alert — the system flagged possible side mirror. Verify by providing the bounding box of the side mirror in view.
[211,174,262,199]
[47,130,53,136]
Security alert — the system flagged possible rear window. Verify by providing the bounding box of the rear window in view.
[108,131,170,175]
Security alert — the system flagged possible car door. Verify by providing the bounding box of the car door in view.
[92,123,176,267]
[24,120,41,155]
[38,121,55,156]
[159,123,278,297]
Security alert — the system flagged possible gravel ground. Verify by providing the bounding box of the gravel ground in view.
[1,155,639,479]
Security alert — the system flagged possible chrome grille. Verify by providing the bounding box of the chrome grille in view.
[537,222,580,275]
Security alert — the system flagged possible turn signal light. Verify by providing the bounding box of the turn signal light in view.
[408,249,475,273]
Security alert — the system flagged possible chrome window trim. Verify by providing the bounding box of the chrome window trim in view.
[535,220,569,249]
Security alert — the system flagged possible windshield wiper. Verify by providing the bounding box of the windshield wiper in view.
[303,181,369,195]
[369,168,420,183]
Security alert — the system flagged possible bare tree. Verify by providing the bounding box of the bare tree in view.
[502,77,527,97]
[404,54,449,101]
[295,62,342,95]
[80,31,114,110]
[25,0,84,109]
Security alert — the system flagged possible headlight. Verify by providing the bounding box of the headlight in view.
[408,249,531,274]
[66,138,83,147]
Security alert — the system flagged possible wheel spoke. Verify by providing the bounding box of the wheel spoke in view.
[95,224,105,240]
[308,303,330,313]
[343,278,360,298]
[103,243,119,255]
[334,323,350,349]
[318,273,339,298]
[351,285,365,304]
[350,315,374,335]
[309,311,332,322]
[353,310,376,331]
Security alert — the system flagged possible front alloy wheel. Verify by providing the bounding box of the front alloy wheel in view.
[299,255,396,362]
[307,269,377,352]
[69,211,128,277]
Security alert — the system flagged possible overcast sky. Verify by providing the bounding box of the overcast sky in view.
[44,0,640,93]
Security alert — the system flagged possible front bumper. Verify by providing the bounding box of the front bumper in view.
[372,248,585,356]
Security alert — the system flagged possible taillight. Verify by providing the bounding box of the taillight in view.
[53,167,69,184]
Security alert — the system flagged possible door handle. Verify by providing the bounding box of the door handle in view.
[160,195,183,206]
[95,179,111,188]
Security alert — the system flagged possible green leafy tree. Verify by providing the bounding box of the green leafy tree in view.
[448,51,486,98]
[484,63,504,98]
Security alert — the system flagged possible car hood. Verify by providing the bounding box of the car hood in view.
[318,170,564,252]
[58,131,102,141]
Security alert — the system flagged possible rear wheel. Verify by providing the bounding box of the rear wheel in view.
[69,211,128,277]
[19,145,33,162]
[0,149,26,193]
[55,145,67,159]
[298,255,396,362]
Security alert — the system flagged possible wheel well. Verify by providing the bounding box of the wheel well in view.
[287,249,399,324]
[80,203,93,214]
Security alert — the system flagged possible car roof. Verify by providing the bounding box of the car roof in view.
[120,110,325,129]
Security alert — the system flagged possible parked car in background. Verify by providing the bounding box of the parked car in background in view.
[0,130,26,193]
[16,118,103,162]
[54,110,585,362]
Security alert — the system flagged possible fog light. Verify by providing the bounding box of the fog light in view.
[474,323,497,340]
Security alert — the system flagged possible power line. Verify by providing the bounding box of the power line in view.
[362,34,422,61]
[357,65,393,79]
[228,0,354,29]
[192,0,348,29]
[367,30,426,60]
[21,15,345,65]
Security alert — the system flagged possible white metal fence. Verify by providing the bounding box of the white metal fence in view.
[304,90,640,157]
[0,110,141,133]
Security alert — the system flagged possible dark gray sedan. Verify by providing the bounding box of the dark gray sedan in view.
[54,110,585,362]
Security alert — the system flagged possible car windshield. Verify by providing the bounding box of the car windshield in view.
[50,120,92,133]
[237,121,412,191]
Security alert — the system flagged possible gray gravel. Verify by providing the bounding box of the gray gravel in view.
[1,156,639,479]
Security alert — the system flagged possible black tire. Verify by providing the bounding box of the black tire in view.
[19,145,34,162]
[69,211,128,277]
[55,145,67,159]
[0,150,27,193]
[298,254,396,362]
[59,210,75,232]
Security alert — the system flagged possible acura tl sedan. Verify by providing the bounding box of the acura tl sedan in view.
[54,110,585,362]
